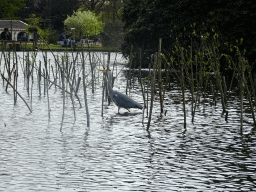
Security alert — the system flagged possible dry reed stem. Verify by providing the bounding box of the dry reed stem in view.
[1,73,32,113]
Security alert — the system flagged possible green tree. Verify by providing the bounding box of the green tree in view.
[64,10,104,39]
[25,14,57,44]
[25,14,43,46]
[25,14,42,32]
[0,0,26,19]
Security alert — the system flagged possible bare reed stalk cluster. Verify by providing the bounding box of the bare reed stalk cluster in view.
[165,35,255,131]
[136,33,256,132]
[0,39,113,130]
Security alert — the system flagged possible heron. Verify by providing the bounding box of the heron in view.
[98,69,143,113]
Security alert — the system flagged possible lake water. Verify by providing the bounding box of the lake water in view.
[0,51,255,191]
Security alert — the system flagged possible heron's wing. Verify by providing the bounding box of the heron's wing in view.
[112,91,143,109]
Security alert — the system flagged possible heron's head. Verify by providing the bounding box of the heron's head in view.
[98,69,113,86]
[97,69,111,72]
[98,69,111,76]
[97,68,106,72]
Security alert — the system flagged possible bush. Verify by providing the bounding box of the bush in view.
[39,29,59,44]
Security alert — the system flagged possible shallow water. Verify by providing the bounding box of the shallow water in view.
[0,52,256,191]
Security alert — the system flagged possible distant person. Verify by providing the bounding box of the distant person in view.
[59,33,66,41]
[1,28,10,40]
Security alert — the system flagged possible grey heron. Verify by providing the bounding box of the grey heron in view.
[98,69,143,113]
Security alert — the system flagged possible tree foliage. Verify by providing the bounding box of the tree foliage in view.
[79,0,124,22]
[64,10,104,39]
[25,14,58,44]
[79,0,106,15]
[122,0,256,68]
[25,14,42,32]
[0,0,26,19]
[18,0,79,31]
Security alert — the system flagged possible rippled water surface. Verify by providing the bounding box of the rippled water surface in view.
[0,52,256,191]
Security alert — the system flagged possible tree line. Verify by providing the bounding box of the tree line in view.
[1,0,125,46]
[121,0,256,71]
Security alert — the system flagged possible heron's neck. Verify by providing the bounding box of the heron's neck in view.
[108,75,113,92]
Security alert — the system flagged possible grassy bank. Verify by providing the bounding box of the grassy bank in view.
[37,43,120,52]
[0,41,120,52]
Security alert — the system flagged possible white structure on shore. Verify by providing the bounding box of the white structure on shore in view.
[0,20,34,41]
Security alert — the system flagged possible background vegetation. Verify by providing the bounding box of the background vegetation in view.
[121,0,256,70]
[1,0,256,70]
[64,10,104,39]
[0,0,26,19]
[1,0,125,47]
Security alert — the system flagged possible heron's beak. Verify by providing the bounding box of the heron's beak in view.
[97,69,106,72]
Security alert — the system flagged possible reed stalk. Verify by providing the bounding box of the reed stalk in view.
[38,61,41,96]
[60,69,65,131]
[26,52,30,96]
[126,45,133,95]
[49,65,55,89]
[240,57,245,132]
[1,73,32,113]
[88,50,95,93]
[43,54,51,119]
[147,53,157,131]
[81,49,90,127]
[158,38,164,114]
[13,70,17,104]
[106,51,111,105]
[139,48,146,125]
[247,66,256,106]
[188,43,195,123]
[245,83,256,125]
[43,68,46,96]
[179,47,187,129]
[146,69,150,117]
[223,76,228,121]
[101,71,105,117]
[181,59,186,129]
